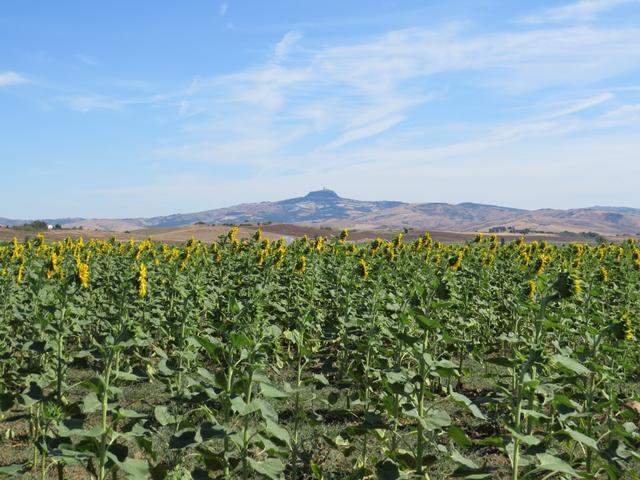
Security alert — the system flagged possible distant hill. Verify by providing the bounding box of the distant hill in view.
[3,190,640,235]
[0,217,84,228]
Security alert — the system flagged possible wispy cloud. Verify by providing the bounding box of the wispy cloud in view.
[323,115,405,150]
[68,92,176,112]
[601,103,640,121]
[76,54,98,66]
[273,31,302,63]
[219,2,228,16]
[523,0,640,24]
[175,24,640,154]
[0,71,27,87]
[69,96,121,112]
[52,12,640,209]
[541,92,614,119]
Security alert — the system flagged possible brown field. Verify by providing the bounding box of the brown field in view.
[1,223,626,245]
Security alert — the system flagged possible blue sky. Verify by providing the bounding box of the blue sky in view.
[2,0,640,218]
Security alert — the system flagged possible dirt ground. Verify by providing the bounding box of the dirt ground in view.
[0,223,621,245]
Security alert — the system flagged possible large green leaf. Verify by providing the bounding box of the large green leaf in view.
[552,354,590,376]
[260,383,289,399]
[534,453,578,476]
[0,464,25,476]
[565,428,598,450]
[265,418,290,446]
[247,458,285,479]
[450,392,486,420]
[107,453,151,479]
[450,448,478,469]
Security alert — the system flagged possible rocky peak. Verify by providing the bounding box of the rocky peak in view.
[304,189,340,201]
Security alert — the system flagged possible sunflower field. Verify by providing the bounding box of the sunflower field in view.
[0,229,639,479]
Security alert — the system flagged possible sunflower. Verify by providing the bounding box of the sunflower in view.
[138,263,148,298]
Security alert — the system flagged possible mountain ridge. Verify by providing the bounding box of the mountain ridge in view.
[2,190,640,236]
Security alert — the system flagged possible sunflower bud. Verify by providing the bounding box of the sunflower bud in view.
[77,262,90,288]
[554,271,582,299]
[599,266,609,284]
[138,263,148,298]
[294,256,306,273]
[358,259,369,280]
[525,280,536,299]
[623,312,635,341]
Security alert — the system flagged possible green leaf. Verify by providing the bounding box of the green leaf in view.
[475,436,503,447]
[0,464,25,475]
[117,408,146,419]
[108,454,151,479]
[114,370,142,382]
[505,427,540,446]
[197,367,218,386]
[154,405,175,426]
[450,392,486,420]
[231,397,260,416]
[411,408,451,431]
[450,448,478,469]
[196,336,221,358]
[230,332,252,349]
[312,373,330,386]
[260,383,289,399]
[565,428,598,450]
[247,458,285,479]
[82,392,101,413]
[255,398,279,422]
[552,354,590,376]
[485,357,515,368]
[415,315,440,331]
[448,426,472,448]
[265,418,290,446]
[534,453,577,476]
[519,409,549,420]
[384,370,406,384]
[385,303,401,312]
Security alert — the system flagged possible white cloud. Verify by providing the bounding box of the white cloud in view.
[541,92,614,119]
[80,130,640,214]
[57,19,640,211]
[76,54,98,66]
[70,96,125,112]
[323,115,405,150]
[68,92,176,112]
[601,103,640,121]
[0,71,27,87]
[172,24,640,157]
[523,0,640,24]
[273,31,302,63]
[219,2,228,16]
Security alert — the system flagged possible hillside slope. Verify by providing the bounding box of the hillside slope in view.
[4,190,640,235]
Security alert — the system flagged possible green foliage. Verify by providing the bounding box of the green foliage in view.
[0,234,639,478]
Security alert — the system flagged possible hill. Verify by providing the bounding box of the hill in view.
[3,190,640,236]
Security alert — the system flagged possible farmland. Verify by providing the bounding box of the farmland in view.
[0,229,639,479]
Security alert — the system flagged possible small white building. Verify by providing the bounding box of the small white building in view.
[47,224,54,230]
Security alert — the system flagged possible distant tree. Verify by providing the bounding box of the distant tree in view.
[13,220,48,231]
[54,224,62,230]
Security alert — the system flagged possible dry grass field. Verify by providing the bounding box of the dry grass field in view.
[0,223,622,245]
